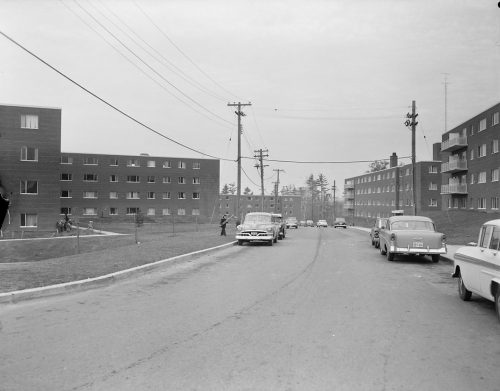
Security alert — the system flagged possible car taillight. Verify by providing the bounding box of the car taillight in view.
[390,233,396,242]
[441,234,446,244]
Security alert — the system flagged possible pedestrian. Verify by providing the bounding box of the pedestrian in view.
[220,213,229,236]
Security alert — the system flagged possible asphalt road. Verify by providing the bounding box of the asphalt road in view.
[1,227,499,391]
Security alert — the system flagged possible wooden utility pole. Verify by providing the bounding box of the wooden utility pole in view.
[273,169,285,212]
[227,102,252,221]
[254,149,269,211]
[405,100,418,216]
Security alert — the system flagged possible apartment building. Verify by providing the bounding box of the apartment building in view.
[219,194,302,220]
[0,104,220,232]
[344,152,442,224]
[440,102,499,213]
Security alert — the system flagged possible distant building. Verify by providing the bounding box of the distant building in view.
[344,151,442,225]
[0,104,220,233]
[219,194,302,220]
[440,102,499,213]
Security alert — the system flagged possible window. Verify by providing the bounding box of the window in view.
[478,197,487,209]
[61,207,72,215]
[162,192,171,199]
[20,213,37,227]
[147,176,155,183]
[428,182,438,191]
[478,171,486,183]
[20,180,38,194]
[147,208,155,216]
[109,192,118,199]
[147,160,156,168]
[83,157,98,165]
[126,207,140,215]
[492,140,499,154]
[163,176,171,184]
[479,118,487,131]
[192,192,200,199]
[193,177,200,184]
[127,159,140,167]
[83,208,97,216]
[110,174,118,182]
[493,112,500,126]
[479,225,493,247]
[163,160,171,168]
[192,208,200,215]
[162,208,171,216]
[20,114,38,129]
[193,162,201,169]
[429,199,438,207]
[470,173,475,184]
[20,146,38,161]
[492,197,499,210]
[178,161,186,169]
[178,192,186,199]
[178,177,186,184]
[127,175,140,183]
[126,191,140,199]
[492,168,499,182]
[478,144,486,158]
[147,192,155,199]
[60,173,72,181]
[83,173,98,182]
[83,191,98,199]
[109,208,117,215]
[61,190,72,198]
[61,156,73,164]
[177,208,186,215]
[490,227,500,251]
[110,158,119,166]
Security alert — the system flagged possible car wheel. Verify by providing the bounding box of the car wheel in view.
[375,241,380,249]
[458,274,472,301]
[268,239,273,246]
[431,254,440,263]
[380,243,386,255]
[387,251,394,262]
[237,240,243,246]
[495,288,500,322]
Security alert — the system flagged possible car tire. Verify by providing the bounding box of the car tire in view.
[237,240,243,246]
[387,251,394,262]
[431,254,440,263]
[380,243,386,255]
[268,239,273,246]
[458,274,472,301]
[375,241,380,249]
[495,288,500,322]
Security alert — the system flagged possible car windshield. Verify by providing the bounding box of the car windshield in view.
[390,220,435,231]
[244,214,271,224]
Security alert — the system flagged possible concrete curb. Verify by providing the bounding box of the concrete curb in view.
[0,241,237,305]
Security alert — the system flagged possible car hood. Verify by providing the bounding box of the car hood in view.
[240,223,273,230]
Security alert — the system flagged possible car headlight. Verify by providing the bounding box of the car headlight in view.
[237,225,242,231]
[266,227,273,232]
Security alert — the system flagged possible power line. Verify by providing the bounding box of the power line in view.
[241,156,412,164]
[0,29,235,162]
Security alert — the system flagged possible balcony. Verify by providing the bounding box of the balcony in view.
[441,183,468,195]
[441,158,467,173]
[344,202,354,209]
[441,134,467,152]
[344,190,355,199]
[345,181,355,190]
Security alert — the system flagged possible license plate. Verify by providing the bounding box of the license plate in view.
[251,232,258,236]
[413,241,423,248]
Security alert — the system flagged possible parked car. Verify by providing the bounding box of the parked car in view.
[286,217,298,229]
[370,218,388,248]
[299,220,307,227]
[333,218,347,229]
[378,216,447,262]
[452,219,500,321]
[236,212,279,246]
[271,213,286,240]
[306,220,314,227]
[316,219,328,228]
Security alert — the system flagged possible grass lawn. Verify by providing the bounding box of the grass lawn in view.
[0,223,235,293]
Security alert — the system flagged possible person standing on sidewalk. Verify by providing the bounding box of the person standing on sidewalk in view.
[220,213,231,236]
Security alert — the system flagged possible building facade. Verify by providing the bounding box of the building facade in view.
[344,153,442,225]
[219,194,303,220]
[0,104,220,233]
[440,102,499,213]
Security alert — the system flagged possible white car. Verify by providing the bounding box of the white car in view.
[316,219,328,228]
[452,219,500,321]
[236,212,279,246]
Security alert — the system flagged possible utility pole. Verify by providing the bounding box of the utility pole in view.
[227,102,252,221]
[442,73,450,132]
[254,148,269,211]
[273,169,285,213]
[405,100,418,216]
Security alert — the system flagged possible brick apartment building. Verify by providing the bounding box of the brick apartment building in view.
[0,104,220,232]
[440,102,499,212]
[344,150,442,225]
[219,194,303,220]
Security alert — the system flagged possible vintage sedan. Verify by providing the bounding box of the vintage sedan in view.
[236,212,279,246]
[452,219,500,321]
[316,219,328,228]
[378,216,447,262]
[333,218,347,229]
[286,217,298,229]
[370,217,388,248]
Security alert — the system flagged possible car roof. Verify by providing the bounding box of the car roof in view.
[483,219,500,226]
[246,212,272,216]
[388,215,433,222]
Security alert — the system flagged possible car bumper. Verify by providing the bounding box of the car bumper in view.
[236,233,274,241]
[390,245,447,255]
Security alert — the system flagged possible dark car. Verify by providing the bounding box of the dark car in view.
[370,218,388,248]
[333,218,347,229]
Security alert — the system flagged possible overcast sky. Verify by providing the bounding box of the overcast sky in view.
[1,0,499,194]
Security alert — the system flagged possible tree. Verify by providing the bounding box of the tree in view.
[367,160,389,172]
[227,183,236,194]
[243,187,253,195]
[306,174,320,221]
[317,173,329,219]
[221,184,230,194]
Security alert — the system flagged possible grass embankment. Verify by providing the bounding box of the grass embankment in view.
[0,223,234,293]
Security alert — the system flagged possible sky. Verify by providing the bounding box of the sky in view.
[1,0,499,195]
